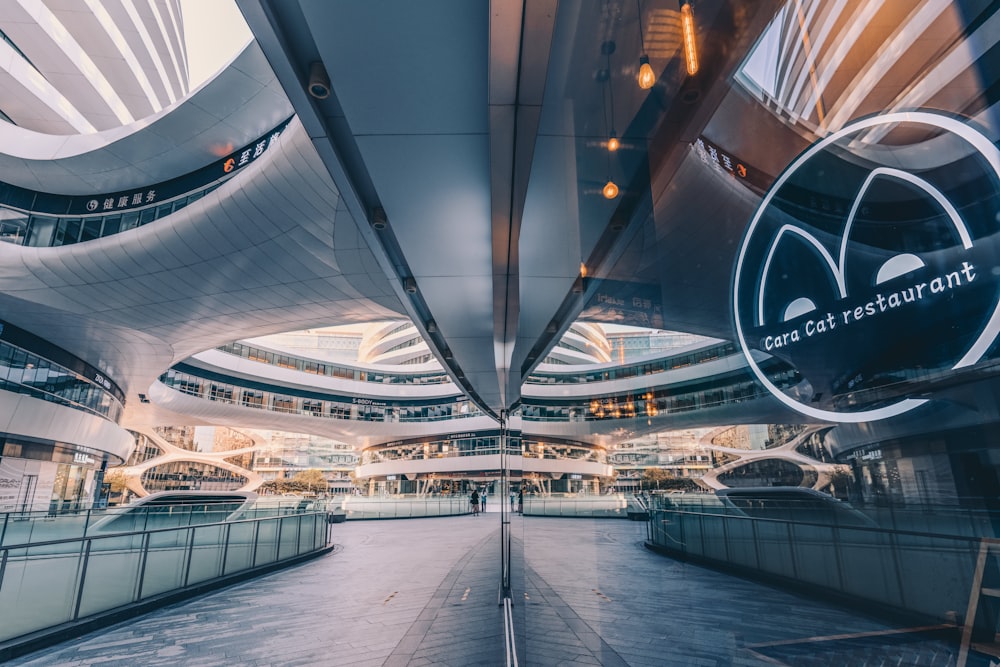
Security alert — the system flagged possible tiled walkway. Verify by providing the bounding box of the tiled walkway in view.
[10,516,967,666]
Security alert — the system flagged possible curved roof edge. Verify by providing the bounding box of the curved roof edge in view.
[0,40,292,195]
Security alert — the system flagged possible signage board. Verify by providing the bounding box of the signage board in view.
[733,111,1000,422]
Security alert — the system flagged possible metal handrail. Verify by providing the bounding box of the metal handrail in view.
[0,510,327,552]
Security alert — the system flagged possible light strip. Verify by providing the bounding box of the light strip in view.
[681,2,698,76]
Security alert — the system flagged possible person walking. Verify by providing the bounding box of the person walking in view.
[509,490,516,511]
[480,490,487,513]
[471,489,480,516]
[517,488,523,515]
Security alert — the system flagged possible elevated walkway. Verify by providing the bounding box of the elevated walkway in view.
[6,516,982,666]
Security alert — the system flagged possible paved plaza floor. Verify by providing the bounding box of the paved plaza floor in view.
[10,515,963,666]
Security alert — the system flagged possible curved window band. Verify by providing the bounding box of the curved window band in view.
[158,369,483,423]
[216,341,452,385]
[0,340,124,423]
[0,117,293,248]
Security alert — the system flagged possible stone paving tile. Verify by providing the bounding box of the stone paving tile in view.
[7,514,972,666]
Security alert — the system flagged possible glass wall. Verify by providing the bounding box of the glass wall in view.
[0,340,123,423]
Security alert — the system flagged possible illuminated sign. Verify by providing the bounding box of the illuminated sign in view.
[733,111,1000,422]
[0,117,293,217]
[693,136,770,191]
[581,280,664,328]
[353,398,387,406]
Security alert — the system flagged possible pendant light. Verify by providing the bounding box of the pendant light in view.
[636,0,655,89]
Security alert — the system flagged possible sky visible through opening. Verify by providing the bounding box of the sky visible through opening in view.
[180,0,252,90]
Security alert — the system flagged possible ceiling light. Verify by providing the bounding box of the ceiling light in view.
[681,2,698,76]
[403,277,417,293]
[307,62,330,99]
[603,180,620,199]
[607,133,620,152]
[371,207,387,230]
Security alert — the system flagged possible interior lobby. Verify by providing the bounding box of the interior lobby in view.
[2,0,1000,664]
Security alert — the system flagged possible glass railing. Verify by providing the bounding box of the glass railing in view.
[524,342,738,384]
[339,496,472,519]
[217,341,452,384]
[520,493,629,518]
[646,494,1000,629]
[0,511,328,647]
[521,368,800,422]
[0,500,318,548]
[158,368,482,423]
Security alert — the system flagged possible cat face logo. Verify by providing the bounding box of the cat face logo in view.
[733,111,1000,422]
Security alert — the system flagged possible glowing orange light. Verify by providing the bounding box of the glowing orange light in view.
[607,135,620,151]
[603,180,620,199]
[681,2,698,76]
[637,55,655,89]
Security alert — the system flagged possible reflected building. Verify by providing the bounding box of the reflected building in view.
[2,0,1000,661]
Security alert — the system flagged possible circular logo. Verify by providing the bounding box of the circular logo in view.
[86,199,99,212]
[733,111,1000,422]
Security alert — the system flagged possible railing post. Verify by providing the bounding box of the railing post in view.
[751,518,761,569]
[134,531,152,602]
[0,548,8,596]
[0,512,8,547]
[182,527,196,587]
[250,519,262,567]
[294,514,302,556]
[220,522,232,576]
[72,539,93,621]
[786,521,798,579]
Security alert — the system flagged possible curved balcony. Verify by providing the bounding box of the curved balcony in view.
[525,340,736,385]
[0,116,293,248]
[215,341,451,385]
[0,319,124,423]
[355,432,613,485]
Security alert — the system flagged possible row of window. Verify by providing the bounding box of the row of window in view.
[159,369,480,423]
[0,341,124,422]
[0,185,222,248]
[525,343,739,384]
[217,341,450,384]
[360,436,605,465]
[520,370,799,422]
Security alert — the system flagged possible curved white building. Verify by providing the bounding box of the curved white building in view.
[0,0,188,135]
[0,0,995,524]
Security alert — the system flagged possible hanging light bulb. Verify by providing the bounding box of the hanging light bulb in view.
[636,1,654,89]
[681,1,698,76]
[607,132,620,152]
[637,55,655,89]
[603,180,620,199]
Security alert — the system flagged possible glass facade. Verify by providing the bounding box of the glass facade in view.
[0,340,123,423]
